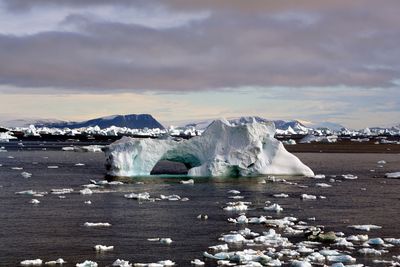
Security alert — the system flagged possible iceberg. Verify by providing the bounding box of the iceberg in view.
[105,119,314,177]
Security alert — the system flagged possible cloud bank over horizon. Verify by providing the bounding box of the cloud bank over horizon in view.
[0,0,399,127]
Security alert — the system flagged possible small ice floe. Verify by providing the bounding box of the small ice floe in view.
[333,238,354,247]
[20,259,43,266]
[94,244,114,252]
[84,222,111,227]
[47,166,59,169]
[348,224,382,231]
[228,190,241,194]
[21,172,32,178]
[313,174,326,179]
[385,172,400,178]
[124,192,151,201]
[368,237,385,245]
[75,163,85,166]
[377,160,386,164]
[81,145,104,153]
[264,203,283,212]
[8,155,14,159]
[326,255,356,264]
[80,188,93,195]
[209,244,229,252]
[384,238,400,245]
[160,194,181,201]
[59,196,66,199]
[180,179,194,184]
[62,146,75,151]
[11,167,23,170]
[358,248,387,255]
[222,233,246,243]
[29,199,40,204]
[112,259,131,267]
[291,260,312,267]
[133,260,175,266]
[342,174,358,180]
[315,183,332,188]
[223,201,249,211]
[16,190,36,195]
[191,259,205,266]
[51,188,74,195]
[44,258,66,265]
[301,194,317,200]
[148,238,173,245]
[84,200,92,205]
[228,214,248,224]
[76,260,98,267]
[228,195,244,199]
[273,193,289,198]
[197,214,208,220]
[347,234,369,242]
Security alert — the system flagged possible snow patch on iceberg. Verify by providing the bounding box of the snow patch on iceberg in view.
[105,119,314,177]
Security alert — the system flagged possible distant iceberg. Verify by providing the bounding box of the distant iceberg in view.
[105,118,314,177]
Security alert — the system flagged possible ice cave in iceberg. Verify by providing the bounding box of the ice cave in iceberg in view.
[104,118,314,177]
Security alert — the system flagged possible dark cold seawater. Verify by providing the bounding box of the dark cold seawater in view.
[0,144,400,266]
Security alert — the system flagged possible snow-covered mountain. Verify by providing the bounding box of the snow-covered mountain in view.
[34,114,164,130]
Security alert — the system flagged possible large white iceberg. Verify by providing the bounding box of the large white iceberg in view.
[105,119,314,177]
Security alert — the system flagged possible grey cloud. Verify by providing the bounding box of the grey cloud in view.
[0,0,400,93]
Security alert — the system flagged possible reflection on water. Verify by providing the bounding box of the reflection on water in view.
[0,150,399,266]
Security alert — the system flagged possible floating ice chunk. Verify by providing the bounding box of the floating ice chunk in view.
[377,160,386,164]
[105,119,314,177]
[273,193,289,198]
[319,249,341,256]
[21,172,32,178]
[191,259,205,266]
[80,188,93,195]
[358,248,386,255]
[197,214,208,220]
[348,225,382,231]
[228,190,241,194]
[12,167,23,170]
[94,245,114,252]
[80,145,104,153]
[44,258,66,265]
[222,234,246,243]
[84,222,111,227]
[112,259,131,267]
[334,238,354,247]
[160,194,181,201]
[47,166,59,169]
[342,174,357,180]
[223,202,248,211]
[30,199,40,204]
[264,204,283,212]
[327,255,356,263]
[180,179,194,184]
[384,238,400,245]
[20,259,43,266]
[51,188,74,195]
[347,235,369,242]
[16,190,36,195]
[160,238,173,245]
[316,183,331,188]
[313,174,326,179]
[124,192,151,200]
[291,260,311,267]
[368,238,385,245]
[301,194,317,200]
[62,147,75,151]
[84,200,92,205]
[385,172,400,178]
[76,260,98,267]
[75,163,85,166]
[209,244,229,252]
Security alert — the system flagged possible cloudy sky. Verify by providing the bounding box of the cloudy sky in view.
[0,0,399,128]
